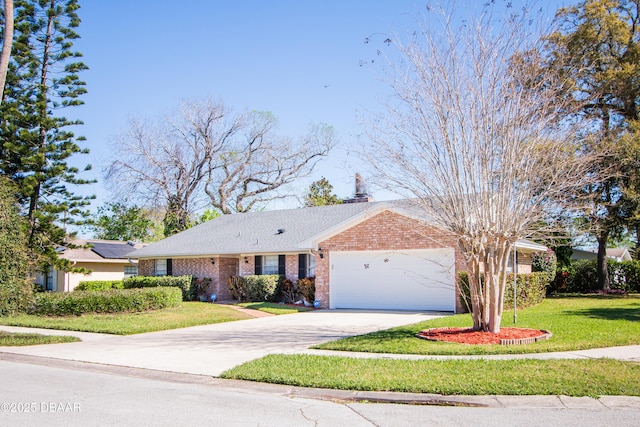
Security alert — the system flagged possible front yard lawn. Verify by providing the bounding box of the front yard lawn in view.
[237,302,313,315]
[314,295,640,355]
[0,331,80,346]
[0,302,253,335]
[221,295,640,396]
[221,355,640,396]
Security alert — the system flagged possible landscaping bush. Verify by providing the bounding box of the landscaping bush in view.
[192,277,213,300]
[565,259,640,293]
[226,275,280,302]
[243,275,279,302]
[297,277,315,304]
[458,272,547,313]
[29,287,182,316]
[619,260,640,293]
[123,275,194,301]
[532,249,557,283]
[280,278,299,303]
[0,177,34,316]
[75,280,124,291]
[227,276,245,302]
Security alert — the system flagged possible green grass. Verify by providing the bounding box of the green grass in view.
[221,355,640,397]
[0,331,80,346]
[314,295,640,355]
[0,302,253,335]
[237,302,313,315]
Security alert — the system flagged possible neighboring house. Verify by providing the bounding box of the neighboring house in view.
[35,239,145,292]
[128,200,546,312]
[571,247,633,263]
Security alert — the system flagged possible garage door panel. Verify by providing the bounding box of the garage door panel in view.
[331,249,455,311]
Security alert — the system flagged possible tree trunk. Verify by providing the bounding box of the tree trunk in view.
[596,231,610,291]
[0,0,14,101]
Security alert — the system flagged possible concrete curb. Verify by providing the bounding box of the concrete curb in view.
[2,352,639,409]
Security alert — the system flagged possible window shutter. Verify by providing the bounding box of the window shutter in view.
[298,254,307,279]
[278,255,286,276]
[254,256,262,275]
[167,259,172,276]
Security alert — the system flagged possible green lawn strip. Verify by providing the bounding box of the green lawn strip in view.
[0,331,80,346]
[314,295,640,355]
[237,302,313,315]
[221,354,640,397]
[0,302,253,335]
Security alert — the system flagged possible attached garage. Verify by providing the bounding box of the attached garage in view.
[330,248,456,311]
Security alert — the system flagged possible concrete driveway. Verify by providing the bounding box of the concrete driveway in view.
[0,310,446,376]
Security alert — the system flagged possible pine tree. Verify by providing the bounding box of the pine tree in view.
[0,0,93,271]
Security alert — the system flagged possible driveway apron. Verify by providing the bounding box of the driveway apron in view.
[0,310,445,376]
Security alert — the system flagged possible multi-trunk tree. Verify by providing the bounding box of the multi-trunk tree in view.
[0,0,93,270]
[107,98,333,235]
[362,2,595,332]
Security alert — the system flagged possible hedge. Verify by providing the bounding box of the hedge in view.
[75,280,124,291]
[123,275,195,301]
[29,287,182,316]
[458,272,548,313]
[563,260,640,293]
[227,275,280,302]
[243,275,279,302]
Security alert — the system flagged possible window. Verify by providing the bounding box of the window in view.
[255,255,285,276]
[298,254,315,279]
[263,255,279,275]
[45,268,54,291]
[155,259,172,276]
[124,265,138,278]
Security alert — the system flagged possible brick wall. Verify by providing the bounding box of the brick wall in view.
[314,210,464,312]
[136,257,238,300]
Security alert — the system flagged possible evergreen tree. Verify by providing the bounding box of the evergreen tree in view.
[0,0,93,271]
[304,177,342,207]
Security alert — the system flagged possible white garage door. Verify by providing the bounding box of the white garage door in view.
[330,249,456,311]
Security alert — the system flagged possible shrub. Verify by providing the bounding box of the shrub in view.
[566,260,599,293]
[297,277,315,304]
[243,275,279,302]
[280,278,299,303]
[227,276,245,302]
[29,287,182,316]
[75,280,124,291]
[123,275,194,301]
[192,277,212,296]
[565,259,640,293]
[458,272,547,313]
[0,177,34,316]
[619,260,640,293]
[532,249,557,283]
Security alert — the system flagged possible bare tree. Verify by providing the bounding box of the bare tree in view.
[107,99,334,232]
[361,3,594,332]
[204,113,334,213]
[0,0,13,101]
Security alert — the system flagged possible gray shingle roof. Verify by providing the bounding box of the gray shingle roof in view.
[128,201,410,259]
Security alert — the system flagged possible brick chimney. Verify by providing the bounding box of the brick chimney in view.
[343,173,374,203]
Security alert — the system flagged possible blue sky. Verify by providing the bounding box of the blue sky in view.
[70,0,567,212]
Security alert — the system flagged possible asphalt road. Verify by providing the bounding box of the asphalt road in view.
[1,358,639,427]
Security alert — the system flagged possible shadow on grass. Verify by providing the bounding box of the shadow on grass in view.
[563,305,640,322]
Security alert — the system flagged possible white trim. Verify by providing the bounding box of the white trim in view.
[514,239,547,253]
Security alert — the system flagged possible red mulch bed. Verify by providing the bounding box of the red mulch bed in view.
[416,327,549,345]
